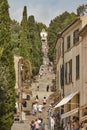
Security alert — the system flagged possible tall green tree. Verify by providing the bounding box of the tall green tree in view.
[10,20,20,55]
[77,4,87,16]
[20,6,29,58]
[27,15,43,75]
[0,0,16,130]
[48,11,77,62]
[37,22,47,35]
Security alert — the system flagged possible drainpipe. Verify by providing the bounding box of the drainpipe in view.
[57,33,64,98]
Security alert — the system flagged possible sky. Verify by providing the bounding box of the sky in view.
[8,0,87,27]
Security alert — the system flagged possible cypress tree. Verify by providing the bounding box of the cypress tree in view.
[0,0,16,130]
[20,6,29,58]
[27,15,43,75]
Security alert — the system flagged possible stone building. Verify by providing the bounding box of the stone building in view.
[79,24,87,129]
[14,55,32,122]
[55,15,87,129]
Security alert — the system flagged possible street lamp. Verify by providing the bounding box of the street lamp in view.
[57,32,64,98]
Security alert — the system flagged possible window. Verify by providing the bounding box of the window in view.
[60,65,64,87]
[68,101,71,111]
[76,94,80,107]
[65,63,67,84]
[73,29,79,44]
[58,43,61,59]
[67,35,71,49]
[69,59,72,83]
[76,55,80,79]
[65,59,72,84]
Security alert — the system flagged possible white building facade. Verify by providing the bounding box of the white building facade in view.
[55,15,87,129]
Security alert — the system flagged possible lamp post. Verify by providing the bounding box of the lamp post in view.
[57,33,64,98]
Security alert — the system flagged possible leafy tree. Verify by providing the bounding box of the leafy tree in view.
[10,6,43,76]
[27,15,43,75]
[37,22,47,34]
[19,6,29,58]
[0,0,16,130]
[48,11,77,62]
[77,4,87,16]
[10,20,20,55]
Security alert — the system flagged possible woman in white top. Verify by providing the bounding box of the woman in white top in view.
[50,116,55,130]
[38,104,43,113]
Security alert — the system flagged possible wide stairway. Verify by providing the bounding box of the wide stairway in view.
[11,65,55,130]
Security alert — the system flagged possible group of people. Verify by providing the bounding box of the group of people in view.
[47,107,55,130]
[39,63,53,79]
[64,116,81,130]
[30,117,45,130]
[30,95,47,130]
[32,95,47,115]
[32,102,43,115]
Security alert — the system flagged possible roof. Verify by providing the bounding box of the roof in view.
[79,24,87,36]
[55,17,80,45]
[61,17,80,35]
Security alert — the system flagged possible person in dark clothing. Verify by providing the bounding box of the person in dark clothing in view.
[30,120,35,130]
[46,85,49,92]
[37,86,39,91]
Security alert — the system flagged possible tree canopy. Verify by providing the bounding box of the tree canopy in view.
[27,15,43,75]
[77,4,87,16]
[0,0,16,130]
[47,11,77,62]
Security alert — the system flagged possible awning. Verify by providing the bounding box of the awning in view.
[61,108,79,119]
[54,91,78,108]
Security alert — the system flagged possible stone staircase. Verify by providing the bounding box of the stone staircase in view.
[25,65,55,122]
[11,65,55,130]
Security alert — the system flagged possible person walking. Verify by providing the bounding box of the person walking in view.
[35,119,40,130]
[30,120,35,130]
[43,97,47,105]
[37,86,39,91]
[50,116,55,130]
[32,103,38,115]
[35,95,39,103]
[39,118,45,130]
[46,85,49,92]
[38,104,43,113]
[48,107,53,117]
